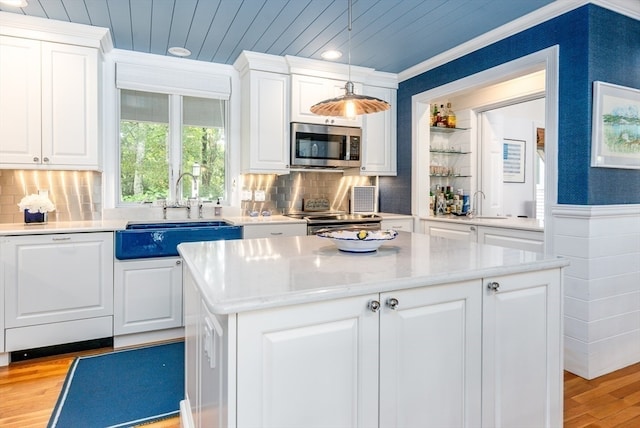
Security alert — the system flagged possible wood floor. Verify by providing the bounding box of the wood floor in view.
[1,346,640,427]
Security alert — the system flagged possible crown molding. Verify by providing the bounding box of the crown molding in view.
[0,11,112,52]
[398,0,639,82]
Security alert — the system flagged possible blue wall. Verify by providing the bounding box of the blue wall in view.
[380,4,640,215]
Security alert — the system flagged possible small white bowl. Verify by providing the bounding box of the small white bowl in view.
[317,229,398,253]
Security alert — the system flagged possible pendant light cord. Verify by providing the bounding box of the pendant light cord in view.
[347,0,352,84]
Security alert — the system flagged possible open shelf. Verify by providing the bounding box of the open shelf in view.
[430,126,469,133]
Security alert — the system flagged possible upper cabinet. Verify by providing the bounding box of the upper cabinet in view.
[290,74,362,128]
[359,85,397,176]
[0,14,109,171]
[235,52,291,174]
[235,51,398,176]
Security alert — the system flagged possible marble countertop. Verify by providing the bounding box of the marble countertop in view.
[178,231,567,315]
[421,214,544,232]
[0,215,306,235]
[0,220,129,235]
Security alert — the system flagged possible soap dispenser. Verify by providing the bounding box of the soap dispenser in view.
[214,198,222,217]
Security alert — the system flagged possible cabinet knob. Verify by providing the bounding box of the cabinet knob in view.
[43,157,50,162]
[470,226,476,231]
[368,300,381,312]
[487,281,500,292]
[176,260,182,265]
[33,156,39,162]
[386,297,399,310]
[361,166,366,171]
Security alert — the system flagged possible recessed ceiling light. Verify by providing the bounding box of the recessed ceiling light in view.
[321,50,342,60]
[168,47,191,57]
[0,0,28,7]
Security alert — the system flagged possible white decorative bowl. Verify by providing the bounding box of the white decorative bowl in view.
[317,229,398,253]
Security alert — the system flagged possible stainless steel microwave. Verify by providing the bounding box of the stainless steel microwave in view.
[291,122,361,168]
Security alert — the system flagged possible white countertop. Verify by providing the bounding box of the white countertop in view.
[421,214,544,232]
[0,215,305,236]
[178,231,567,315]
[0,220,129,235]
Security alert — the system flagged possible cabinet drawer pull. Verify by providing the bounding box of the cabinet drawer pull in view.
[270,232,283,236]
[52,237,71,241]
[368,300,381,312]
[487,281,500,292]
[386,297,399,310]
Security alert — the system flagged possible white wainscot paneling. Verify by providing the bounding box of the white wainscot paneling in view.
[553,204,640,379]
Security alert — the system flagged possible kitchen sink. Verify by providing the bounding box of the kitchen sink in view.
[115,221,242,260]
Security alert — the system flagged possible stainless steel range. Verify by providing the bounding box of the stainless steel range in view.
[285,211,382,235]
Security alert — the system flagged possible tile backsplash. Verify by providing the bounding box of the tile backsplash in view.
[0,169,373,223]
[240,171,375,214]
[0,170,102,224]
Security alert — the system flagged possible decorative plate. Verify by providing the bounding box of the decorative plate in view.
[317,229,398,253]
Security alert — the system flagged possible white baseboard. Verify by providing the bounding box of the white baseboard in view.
[113,327,184,349]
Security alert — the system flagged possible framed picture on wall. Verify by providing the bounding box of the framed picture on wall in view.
[503,139,525,183]
[591,81,640,169]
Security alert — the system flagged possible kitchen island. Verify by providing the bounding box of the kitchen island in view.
[178,231,568,428]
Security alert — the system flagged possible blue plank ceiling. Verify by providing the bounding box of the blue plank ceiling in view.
[0,0,555,73]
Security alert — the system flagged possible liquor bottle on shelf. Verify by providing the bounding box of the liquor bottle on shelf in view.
[431,104,439,126]
[438,104,447,127]
[446,102,456,128]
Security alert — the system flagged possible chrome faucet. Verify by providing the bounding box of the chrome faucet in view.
[470,190,486,217]
[175,172,197,205]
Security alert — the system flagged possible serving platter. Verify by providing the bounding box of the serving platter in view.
[317,229,398,253]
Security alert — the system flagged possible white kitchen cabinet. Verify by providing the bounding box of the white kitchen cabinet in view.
[242,222,306,239]
[239,69,291,174]
[1,232,113,351]
[359,85,397,176]
[0,36,100,170]
[478,226,544,252]
[291,74,362,127]
[381,216,414,232]
[185,278,482,428]
[114,257,183,335]
[482,269,562,427]
[0,242,4,354]
[423,219,477,241]
[237,294,380,428]
[379,280,482,427]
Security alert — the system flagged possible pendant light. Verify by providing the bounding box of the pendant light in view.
[310,0,390,118]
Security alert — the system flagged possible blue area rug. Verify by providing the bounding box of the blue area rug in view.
[48,341,184,428]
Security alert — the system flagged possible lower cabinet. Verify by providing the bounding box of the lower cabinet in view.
[242,223,306,239]
[478,226,544,252]
[183,268,562,427]
[380,216,414,232]
[114,257,183,335]
[378,281,482,427]
[482,269,562,427]
[1,232,113,351]
[423,220,477,241]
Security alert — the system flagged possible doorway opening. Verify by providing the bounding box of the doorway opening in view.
[412,46,558,253]
[477,97,546,220]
